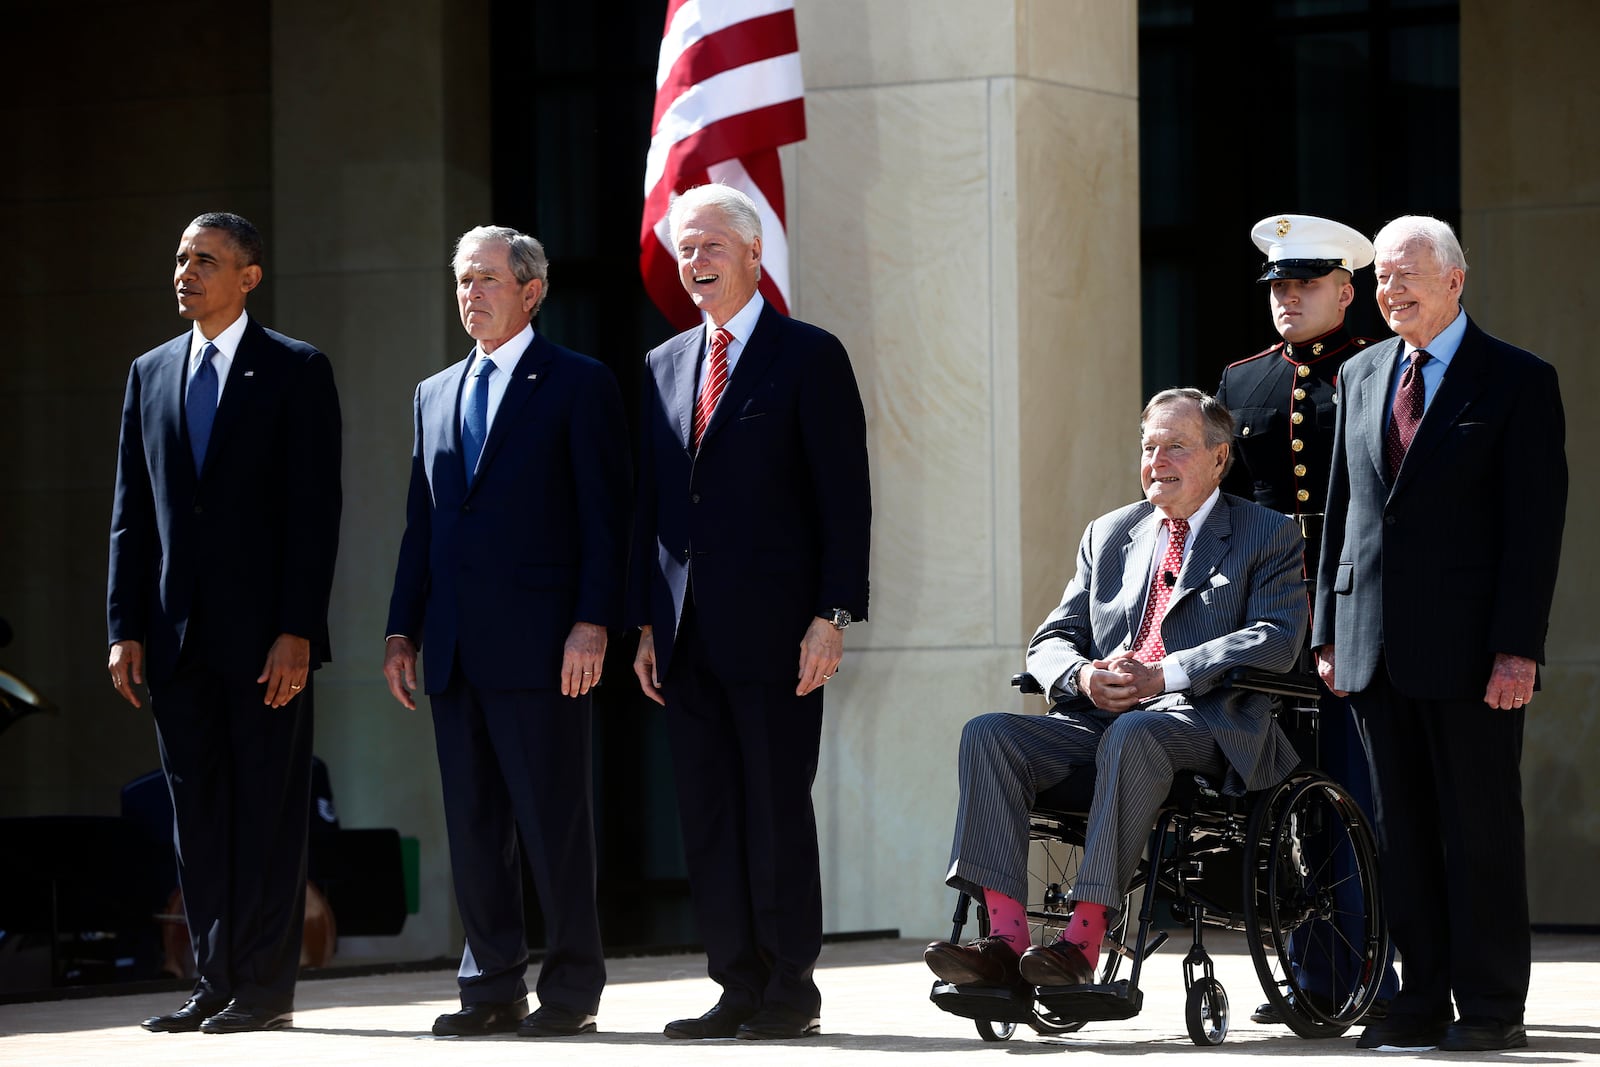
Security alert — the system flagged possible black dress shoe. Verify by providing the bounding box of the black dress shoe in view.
[198,1001,293,1034]
[1356,1015,1449,1051]
[736,1005,821,1040]
[1440,1017,1527,1051]
[1018,941,1095,987]
[432,997,530,1036]
[923,935,1023,987]
[664,1002,757,1039]
[517,1004,597,1037]
[141,993,229,1033]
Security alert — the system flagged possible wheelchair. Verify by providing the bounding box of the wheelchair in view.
[929,666,1389,1046]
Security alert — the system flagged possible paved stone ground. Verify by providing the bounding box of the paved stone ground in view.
[2,933,1596,1066]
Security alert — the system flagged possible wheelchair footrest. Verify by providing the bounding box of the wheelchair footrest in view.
[1034,981,1143,1022]
[929,982,1038,1024]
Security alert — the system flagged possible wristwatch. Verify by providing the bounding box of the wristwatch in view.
[827,608,853,631]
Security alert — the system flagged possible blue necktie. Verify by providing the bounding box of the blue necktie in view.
[462,357,495,484]
[187,342,220,473]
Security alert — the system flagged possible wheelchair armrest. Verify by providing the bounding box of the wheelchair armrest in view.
[1223,666,1320,701]
[1011,672,1044,695]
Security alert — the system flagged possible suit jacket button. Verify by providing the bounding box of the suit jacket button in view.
[1384,515,1396,526]
[193,504,203,515]
[462,503,472,513]
[691,493,701,504]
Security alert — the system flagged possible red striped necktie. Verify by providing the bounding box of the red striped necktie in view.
[692,328,732,450]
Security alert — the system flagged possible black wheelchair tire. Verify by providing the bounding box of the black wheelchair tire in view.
[1186,976,1229,1046]
[1243,771,1389,1040]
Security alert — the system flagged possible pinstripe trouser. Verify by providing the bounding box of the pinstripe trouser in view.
[944,704,1225,918]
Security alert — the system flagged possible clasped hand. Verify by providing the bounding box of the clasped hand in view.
[1079,656,1165,712]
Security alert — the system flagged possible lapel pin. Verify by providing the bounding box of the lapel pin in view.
[527,373,537,380]
[243,370,255,377]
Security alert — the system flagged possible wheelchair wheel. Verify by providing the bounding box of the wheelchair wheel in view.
[1243,771,1387,1039]
[1185,977,1229,1046]
[976,1019,1017,1042]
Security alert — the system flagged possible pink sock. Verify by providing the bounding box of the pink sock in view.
[1057,903,1108,969]
[981,888,1027,952]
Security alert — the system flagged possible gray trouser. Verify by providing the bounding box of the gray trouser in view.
[945,705,1224,916]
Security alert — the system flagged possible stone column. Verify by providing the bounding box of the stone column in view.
[271,0,492,959]
[1461,0,1600,926]
[791,0,1142,936]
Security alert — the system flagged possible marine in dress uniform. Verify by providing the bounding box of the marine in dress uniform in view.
[1216,213,1400,1023]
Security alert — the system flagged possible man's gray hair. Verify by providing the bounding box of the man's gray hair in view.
[668,184,763,246]
[1373,214,1469,276]
[1142,387,1237,477]
[453,225,550,315]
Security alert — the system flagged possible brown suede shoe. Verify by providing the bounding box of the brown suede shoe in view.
[1018,940,1095,987]
[923,935,1023,987]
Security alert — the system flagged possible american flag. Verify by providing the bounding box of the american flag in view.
[640,0,807,330]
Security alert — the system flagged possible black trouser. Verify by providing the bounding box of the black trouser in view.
[430,676,605,1013]
[663,600,825,1016]
[151,659,314,1011]
[1351,665,1529,1024]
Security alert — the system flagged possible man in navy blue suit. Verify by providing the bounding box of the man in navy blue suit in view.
[630,184,872,1041]
[383,226,630,1039]
[108,212,342,1034]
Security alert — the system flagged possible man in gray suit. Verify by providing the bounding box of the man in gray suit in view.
[1315,216,1566,1053]
[925,388,1306,989]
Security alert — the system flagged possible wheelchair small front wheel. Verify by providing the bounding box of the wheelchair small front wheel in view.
[1186,977,1229,1046]
[975,1018,1016,1042]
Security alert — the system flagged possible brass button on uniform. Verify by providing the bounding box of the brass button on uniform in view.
[1291,411,1304,425]
[1293,388,1306,400]
[1241,426,1251,436]
[1297,489,1310,502]
[1294,464,1307,477]
[1297,364,1311,379]
[1291,438,1304,452]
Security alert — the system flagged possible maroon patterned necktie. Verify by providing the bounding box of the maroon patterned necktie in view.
[1384,349,1431,479]
[1130,517,1190,664]
[692,328,732,450]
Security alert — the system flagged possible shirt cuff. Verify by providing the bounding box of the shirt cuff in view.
[1159,655,1189,693]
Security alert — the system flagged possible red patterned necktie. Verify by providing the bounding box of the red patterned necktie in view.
[1384,349,1431,479]
[1130,517,1190,664]
[692,328,732,450]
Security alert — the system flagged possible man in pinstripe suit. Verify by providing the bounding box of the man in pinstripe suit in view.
[926,388,1307,989]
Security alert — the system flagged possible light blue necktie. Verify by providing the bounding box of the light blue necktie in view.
[462,357,495,485]
[187,342,219,473]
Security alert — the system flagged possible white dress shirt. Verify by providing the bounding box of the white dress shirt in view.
[189,310,251,404]
[461,322,535,436]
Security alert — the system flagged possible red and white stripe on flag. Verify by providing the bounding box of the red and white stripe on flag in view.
[641,0,807,330]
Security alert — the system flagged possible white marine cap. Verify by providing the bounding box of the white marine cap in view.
[1252,214,1375,282]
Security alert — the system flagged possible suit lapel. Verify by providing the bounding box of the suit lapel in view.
[1391,319,1489,494]
[469,335,552,492]
[1171,496,1231,607]
[1119,508,1162,645]
[698,302,782,451]
[1359,338,1403,487]
[157,338,194,483]
[668,331,699,450]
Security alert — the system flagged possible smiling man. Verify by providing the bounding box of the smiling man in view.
[108,212,342,1034]
[1315,216,1567,1053]
[925,388,1305,992]
[1215,214,1400,1027]
[628,184,871,1041]
[384,226,630,1040]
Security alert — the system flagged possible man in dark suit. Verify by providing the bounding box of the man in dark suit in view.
[925,389,1305,990]
[107,212,342,1034]
[1215,214,1399,1023]
[383,226,630,1039]
[1315,215,1567,1052]
[629,183,871,1041]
